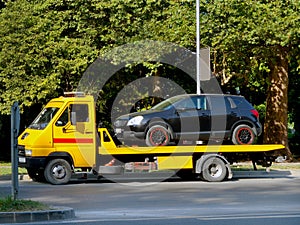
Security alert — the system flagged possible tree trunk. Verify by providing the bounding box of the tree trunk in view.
[263,47,292,159]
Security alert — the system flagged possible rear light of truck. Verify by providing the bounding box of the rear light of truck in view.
[251,109,259,119]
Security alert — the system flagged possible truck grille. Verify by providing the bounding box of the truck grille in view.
[18,145,25,156]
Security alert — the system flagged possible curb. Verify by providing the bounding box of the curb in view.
[232,169,300,178]
[0,207,75,224]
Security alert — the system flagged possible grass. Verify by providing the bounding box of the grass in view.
[0,162,27,176]
[231,162,300,171]
[0,196,50,212]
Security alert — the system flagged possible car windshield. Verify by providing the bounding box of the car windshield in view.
[28,107,59,130]
[151,95,188,110]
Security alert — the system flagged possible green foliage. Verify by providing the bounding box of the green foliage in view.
[255,103,266,122]
[0,0,98,114]
[0,0,299,158]
[201,0,300,84]
[0,196,49,212]
[0,0,197,115]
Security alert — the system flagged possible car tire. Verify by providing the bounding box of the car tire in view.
[146,125,171,146]
[232,124,255,145]
[44,159,72,185]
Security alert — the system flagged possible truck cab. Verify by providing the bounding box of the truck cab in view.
[18,92,97,184]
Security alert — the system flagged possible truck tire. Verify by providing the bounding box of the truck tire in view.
[44,159,72,185]
[232,124,255,145]
[146,125,170,146]
[201,157,227,182]
[27,168,46,182]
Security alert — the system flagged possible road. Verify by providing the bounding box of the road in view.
[1,170,300,224]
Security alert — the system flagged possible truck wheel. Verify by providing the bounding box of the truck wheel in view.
[232,124,255,145]
[26,168,46,182]
[44,159,72,185]
[146,125,170,146]
[201,157,227,182]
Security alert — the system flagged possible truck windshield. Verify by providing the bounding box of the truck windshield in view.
[29,107,59,130]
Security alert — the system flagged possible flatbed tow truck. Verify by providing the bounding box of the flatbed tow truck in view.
[18,93,285,184]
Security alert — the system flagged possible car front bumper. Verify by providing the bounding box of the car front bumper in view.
[114,128,145,141]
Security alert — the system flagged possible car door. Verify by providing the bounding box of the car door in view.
[174,96,211,140]
[207,95,229,139]
[195,96,211,139]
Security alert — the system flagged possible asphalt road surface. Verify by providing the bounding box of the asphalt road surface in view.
[1,170,300,224]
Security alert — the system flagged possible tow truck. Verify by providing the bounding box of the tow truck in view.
[18,92,285,184]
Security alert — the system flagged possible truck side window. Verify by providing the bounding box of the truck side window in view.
[70,104,89,123]
[55,108,69,127]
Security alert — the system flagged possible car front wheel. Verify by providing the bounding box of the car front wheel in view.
[146,125,171,146]
[232,124,255,145]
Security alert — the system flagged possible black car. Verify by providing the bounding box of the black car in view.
[114,94,262,146]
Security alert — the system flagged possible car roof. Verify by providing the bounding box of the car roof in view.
[173,93,243,98]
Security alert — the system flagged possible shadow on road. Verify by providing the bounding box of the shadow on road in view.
[66,169,295,185]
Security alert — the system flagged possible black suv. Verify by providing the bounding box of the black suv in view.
[114,94,262,146]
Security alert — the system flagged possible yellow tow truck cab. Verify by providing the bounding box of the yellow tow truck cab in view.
[18,93,285,184]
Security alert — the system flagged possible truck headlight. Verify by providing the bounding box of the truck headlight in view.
[127,116,144,126]
[25,149,32,156]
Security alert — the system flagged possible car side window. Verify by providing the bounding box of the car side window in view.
[196,96,207,110]
[226,97,237,109]
[176,98,196,109]
[175,96,207,110]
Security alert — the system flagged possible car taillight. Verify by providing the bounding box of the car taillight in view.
[251,109,259,119]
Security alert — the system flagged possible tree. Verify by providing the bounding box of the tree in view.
[0,0,195,114]
[1,0,298,160]
[0,0,99,114]
[201,0,300,158]
[0,1,197,159]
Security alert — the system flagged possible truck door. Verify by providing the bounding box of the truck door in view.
[53,103,96,168]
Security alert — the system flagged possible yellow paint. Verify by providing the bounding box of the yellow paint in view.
[98,128,285,155]
[157,156,193,170]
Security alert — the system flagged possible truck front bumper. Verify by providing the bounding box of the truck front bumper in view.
[18,156,46,169]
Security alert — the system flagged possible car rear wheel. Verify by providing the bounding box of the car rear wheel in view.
[146,125,171,146]
[232,124,255,145]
